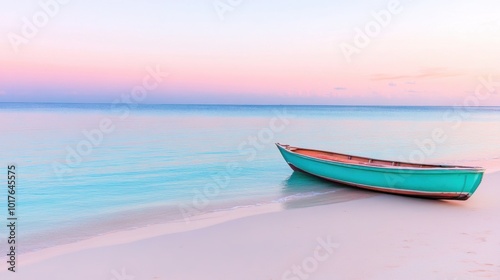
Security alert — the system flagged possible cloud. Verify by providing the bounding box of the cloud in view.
[388,82,397,87]
[334,87,347,90]
[371,67,463,81]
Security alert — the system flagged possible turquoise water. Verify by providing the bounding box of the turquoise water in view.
[0,103,499,253]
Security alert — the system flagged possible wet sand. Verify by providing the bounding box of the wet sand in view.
[1,172,499,280]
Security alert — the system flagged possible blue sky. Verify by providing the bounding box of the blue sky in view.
[1,0,499,105]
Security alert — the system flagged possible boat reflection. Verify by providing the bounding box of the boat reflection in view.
[280,171,377,209]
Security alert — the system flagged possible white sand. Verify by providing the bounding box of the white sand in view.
[1,172,499,280]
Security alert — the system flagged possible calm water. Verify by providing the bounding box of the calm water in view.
[0,103,499,253]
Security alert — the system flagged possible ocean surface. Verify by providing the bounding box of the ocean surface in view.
[0,103,499,254]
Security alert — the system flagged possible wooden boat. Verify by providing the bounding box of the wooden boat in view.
[276,143,485,200]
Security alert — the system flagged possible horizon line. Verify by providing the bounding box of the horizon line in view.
[0,101,499,108]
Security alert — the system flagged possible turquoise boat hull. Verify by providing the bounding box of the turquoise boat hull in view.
[276,143,485,200]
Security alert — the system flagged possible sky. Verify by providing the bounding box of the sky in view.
[0,0,499,105]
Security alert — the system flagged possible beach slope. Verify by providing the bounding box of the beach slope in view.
[2,172,500,280]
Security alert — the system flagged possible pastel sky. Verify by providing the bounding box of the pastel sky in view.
[1,0,499,105]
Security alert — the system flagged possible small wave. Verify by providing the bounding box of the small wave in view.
[197,191,339,215]
[273,190,337,203]
[211,203,268,212]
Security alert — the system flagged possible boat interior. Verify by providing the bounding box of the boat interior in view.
[283,145,446,169]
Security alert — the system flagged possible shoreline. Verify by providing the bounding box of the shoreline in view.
[10,171,379,260]
[12,166,500,260]
[7,182,376,267]
[7,202,283,267]
[2,171,499,279]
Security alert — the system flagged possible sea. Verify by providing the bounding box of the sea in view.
[0,103,499,254]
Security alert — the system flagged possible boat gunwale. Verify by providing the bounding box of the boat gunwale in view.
[276,143,485,172]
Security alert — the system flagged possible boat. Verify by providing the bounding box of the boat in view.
[276,143,485,200]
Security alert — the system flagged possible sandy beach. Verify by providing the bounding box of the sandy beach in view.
[2,171,499,280]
